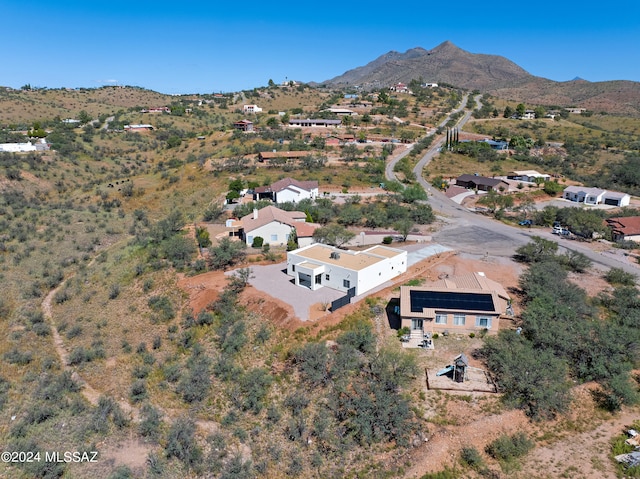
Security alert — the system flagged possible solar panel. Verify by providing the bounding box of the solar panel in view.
[409,290,495,312]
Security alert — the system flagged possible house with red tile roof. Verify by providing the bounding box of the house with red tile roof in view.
[233,120,254,132]
[606,217,640,242]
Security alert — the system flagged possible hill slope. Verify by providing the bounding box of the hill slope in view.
[322,41,640,115]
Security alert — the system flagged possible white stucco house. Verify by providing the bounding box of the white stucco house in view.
[237,206,318,247]
[243,104,263,114]
[563,185,630,206]
[287,243,407,296]
[0,140,50,152]
[254,177,319,204]
[506,170,551,183]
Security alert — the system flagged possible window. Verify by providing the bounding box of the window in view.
[291,265,295,272]
[247,236,253,244]
[475,316,492,329]
[343,279,350,288]
[435,314,447,324]
[325,274,330,281]
[271,234,278,242]
[453,314,466,326]
[315,274,322,285]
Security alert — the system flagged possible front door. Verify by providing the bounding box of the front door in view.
[411,319,423,331]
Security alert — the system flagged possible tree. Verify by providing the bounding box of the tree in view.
[481,331,571,419]
[516,103,526,117]
[477,190,513,216]
[312,224,355,247]
[534,106,546,119]
[394,219,414,241]
[207,237,247,270]
[166,136,182,148]
[338,205,362,226]
[503,106,513,118]
[78,110,92,124]
[162,235,197,267]
[514,236,558,263]
[400,184,428,203]
[195,227,211,248]
[543,181,564,196]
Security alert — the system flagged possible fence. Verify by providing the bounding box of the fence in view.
[331,287,356,312]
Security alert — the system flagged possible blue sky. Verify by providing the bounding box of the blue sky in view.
[2,1,639,94]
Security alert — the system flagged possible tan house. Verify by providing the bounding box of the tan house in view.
[236,205,318,247]
[399,272,511,338]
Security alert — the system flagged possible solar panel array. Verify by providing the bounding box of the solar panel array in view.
[409,290,495,313]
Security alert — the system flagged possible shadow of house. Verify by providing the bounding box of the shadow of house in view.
[386,299,402,330]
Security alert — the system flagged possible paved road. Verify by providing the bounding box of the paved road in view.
[386,94,639,276]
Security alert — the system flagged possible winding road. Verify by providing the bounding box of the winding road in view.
[385,95,639,275]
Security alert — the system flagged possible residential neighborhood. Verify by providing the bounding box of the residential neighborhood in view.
[3,46,640,479]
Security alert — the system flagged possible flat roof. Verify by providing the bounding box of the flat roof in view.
[291,244,404,272]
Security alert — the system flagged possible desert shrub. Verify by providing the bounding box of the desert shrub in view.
[165,416,202,468]
[292,342,330,387]
[220,453,253,479]
[108,465,133,479]
[255,324,271,344]
[108,283,120,299]
[382,235,393,244]
[89,396,128,433]
[4,348,33,365]
[485,432,534,461]
[139,404,163,442]
[66,324,83,339]
[146,452,166,477]
[54,288,71,303]
[162,234,197,267]
[219,320,247,354]
[561,250,592,273]
[238,368,273,414]
[75,345,96,365]
[605,267,636,286]
[148,295,175,321]
[130,380,147,403]
[177,345,211,403]
[460,446,484,469]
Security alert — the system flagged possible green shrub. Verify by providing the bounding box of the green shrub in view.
[460,446,484,469]
[485,432,534,461]
[129,380,147,403]
[604,267,636,286]
[397,326,410,338]
[252,236,264,248]
[165,416,202,468]
[382,236,393,244]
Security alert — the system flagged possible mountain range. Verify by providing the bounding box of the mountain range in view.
[322,41,640,116]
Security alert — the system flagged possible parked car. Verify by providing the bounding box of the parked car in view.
[519,219,533,226]
[552,225,571,236]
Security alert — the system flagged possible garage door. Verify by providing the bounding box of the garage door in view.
[604,198,619,206]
